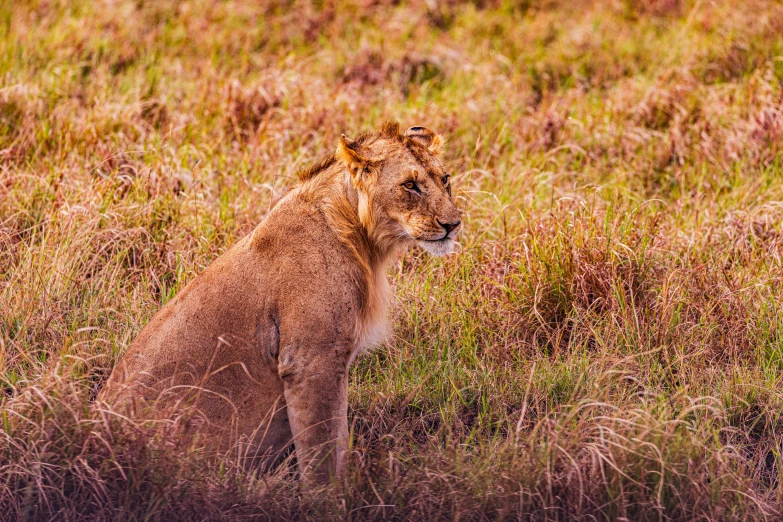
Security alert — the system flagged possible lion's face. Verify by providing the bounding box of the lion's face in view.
[371,141,461,256]
[337,124,462,257]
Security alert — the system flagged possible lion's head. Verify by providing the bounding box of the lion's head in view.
[333,121,462,256]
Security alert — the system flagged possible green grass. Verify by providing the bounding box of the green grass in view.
[2,0,783,519]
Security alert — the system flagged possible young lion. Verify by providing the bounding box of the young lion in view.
[100,122,461,482]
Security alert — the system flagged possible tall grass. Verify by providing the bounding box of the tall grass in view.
[1,0,783,519]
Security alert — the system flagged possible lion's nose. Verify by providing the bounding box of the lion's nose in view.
[437,219,461,235]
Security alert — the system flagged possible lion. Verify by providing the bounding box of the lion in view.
[99,121,461,482]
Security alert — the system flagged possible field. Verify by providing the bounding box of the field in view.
[2,0,783,519]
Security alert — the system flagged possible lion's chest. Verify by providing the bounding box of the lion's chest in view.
[350,272,392,364]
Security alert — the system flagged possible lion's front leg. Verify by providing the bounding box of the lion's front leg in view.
[279,347,350,483]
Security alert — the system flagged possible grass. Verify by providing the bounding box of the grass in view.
[1,0,783,519]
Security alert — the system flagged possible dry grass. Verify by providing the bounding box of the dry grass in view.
[2,0,783,519]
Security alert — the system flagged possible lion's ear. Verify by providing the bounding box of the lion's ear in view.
[337,134,367,170]
[336,134,377,183]
[404,126,443,155]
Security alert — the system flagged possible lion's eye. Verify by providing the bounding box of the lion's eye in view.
[403,180,419,191]
[441,175,450,186]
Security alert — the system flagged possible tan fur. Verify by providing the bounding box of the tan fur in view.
[99,121,461,482]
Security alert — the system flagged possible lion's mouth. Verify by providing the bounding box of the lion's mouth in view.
[415,236,456,257]
[418,230,458,243]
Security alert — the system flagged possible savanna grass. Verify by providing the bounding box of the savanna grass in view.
[1,0,783,519]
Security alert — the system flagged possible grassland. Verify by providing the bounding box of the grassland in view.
[2,0,783,519]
